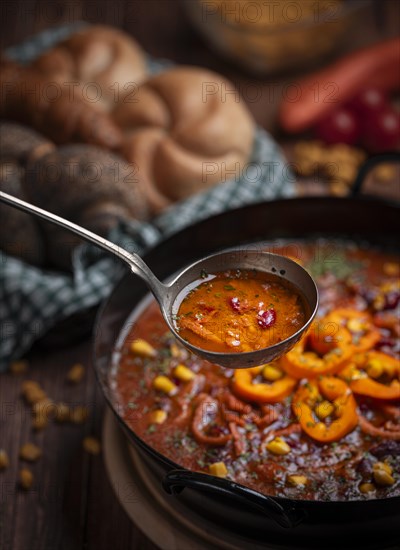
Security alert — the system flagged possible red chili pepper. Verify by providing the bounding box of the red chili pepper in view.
[279,38,400,133]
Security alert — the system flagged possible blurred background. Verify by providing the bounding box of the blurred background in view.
[2,0,399,197]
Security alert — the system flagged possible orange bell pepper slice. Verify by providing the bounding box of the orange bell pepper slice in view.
[292,377,358,443]
[339,351,400,401]
[281,320,353,379]
[232,365,297,404]
[325,309,381,353]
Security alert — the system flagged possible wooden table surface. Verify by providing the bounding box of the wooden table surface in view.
[1,2,399,549]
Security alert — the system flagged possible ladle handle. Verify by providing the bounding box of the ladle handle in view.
[0,191,165,301]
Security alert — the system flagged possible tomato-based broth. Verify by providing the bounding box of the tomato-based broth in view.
[112,241,400,501]
[175,270,307,353]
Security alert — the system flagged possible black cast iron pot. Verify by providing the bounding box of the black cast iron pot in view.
[93,155,400,549]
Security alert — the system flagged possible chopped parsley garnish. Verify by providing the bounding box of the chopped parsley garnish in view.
[307,251,364,279]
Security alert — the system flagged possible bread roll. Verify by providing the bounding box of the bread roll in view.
[32,25,147,111]
[0,57,123,148]
[117,67,255,213]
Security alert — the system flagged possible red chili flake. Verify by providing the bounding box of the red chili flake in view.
[229,297,241,312]
[257,308,276,329]
[229,297,249,313]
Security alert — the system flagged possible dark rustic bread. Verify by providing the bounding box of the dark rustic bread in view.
[0,121,55,165]
[0,160,45,265]
[0,122,53,265]
[23,144,149,268]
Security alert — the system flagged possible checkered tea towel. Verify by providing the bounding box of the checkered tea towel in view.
[0,24,295,371]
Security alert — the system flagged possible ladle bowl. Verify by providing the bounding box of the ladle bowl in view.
[0,191,318,368]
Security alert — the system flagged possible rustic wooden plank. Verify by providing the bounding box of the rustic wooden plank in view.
[0,367,26,550]
[1,340,93,550]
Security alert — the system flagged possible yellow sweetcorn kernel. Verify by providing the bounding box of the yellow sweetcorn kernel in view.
[19,468,34,490]
[265,437,291,455]
[359,482,375,494]
[19,443,42,462]
[209,462,228,477]
[130,339,156,358]
[170,343,181,358]
[70,406,89,424]
[21,381,47,405]
[347,318,368,333]
[55,402,70,423]
[262,364,283,382]
[366,358,384,379]
[150,409,167,424]
[373,469,395,486]
[153,376,177,396]
[315,400,335,420]
[21,380,40,394]
[373,461,392,475]
[174,364,195,382]
[373,462,395,486]
[287,475,308,487]
[373,294,385,311]
[83,437,101,455]
[67,363,85,384]
[0,449,10,470]
[32,398,55,429]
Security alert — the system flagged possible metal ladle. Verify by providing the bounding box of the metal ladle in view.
[0,191,318,368]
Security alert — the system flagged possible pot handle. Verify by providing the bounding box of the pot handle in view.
[162,469,305,529]
[350,152,400,197]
